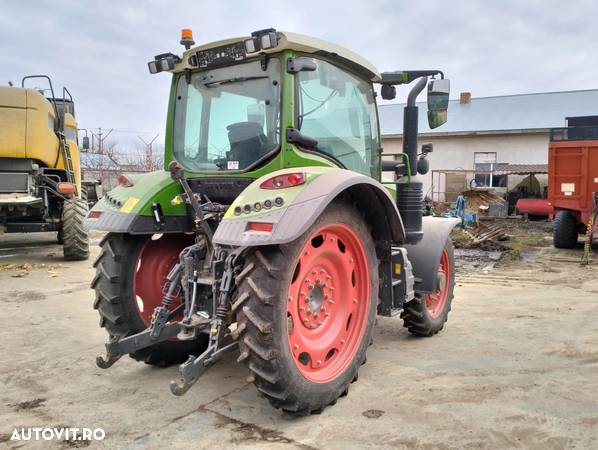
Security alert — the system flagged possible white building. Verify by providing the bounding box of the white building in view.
[379,89,598,201]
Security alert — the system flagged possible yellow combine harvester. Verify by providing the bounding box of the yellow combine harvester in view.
[0,75,90,260]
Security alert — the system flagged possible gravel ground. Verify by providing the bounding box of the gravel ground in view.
[0,231,597,449]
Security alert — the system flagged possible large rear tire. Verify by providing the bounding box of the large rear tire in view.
[234,202,378,414]
[553,210,578,249]
[91,233,208,366]
[62,198,90,260]
[401,238,455,337]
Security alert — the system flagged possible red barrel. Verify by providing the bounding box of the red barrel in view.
[516,198,554,217]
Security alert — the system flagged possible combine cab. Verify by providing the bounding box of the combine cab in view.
[87,28,458,414]
[0,76,91,260]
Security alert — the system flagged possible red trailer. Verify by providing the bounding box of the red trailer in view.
[548,116,598,248]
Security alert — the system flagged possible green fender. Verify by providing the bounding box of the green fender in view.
[83,170,188,234]
[213,167,405,246]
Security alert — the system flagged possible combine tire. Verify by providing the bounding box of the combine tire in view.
[62,198,90,260]
[234,202,378,414]
[553,210,578,249]
[401,238,454,337]
[92,233,208,366]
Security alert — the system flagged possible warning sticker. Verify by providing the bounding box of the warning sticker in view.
[227,161,239,170]
[120,197,139,213]
[561,183,575,194]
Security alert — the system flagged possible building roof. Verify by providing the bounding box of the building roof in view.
[379,89,598,137]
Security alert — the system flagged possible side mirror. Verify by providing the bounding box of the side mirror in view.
[81,136,90,150]
[427,78,450,129]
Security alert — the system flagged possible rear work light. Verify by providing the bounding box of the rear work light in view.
[260,172,305,189]
[247,222,273,232]
[57,182,75,195]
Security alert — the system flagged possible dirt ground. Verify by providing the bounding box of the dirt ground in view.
[1,226,597,449]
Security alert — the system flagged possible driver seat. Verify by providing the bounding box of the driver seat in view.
[226,122,274,169]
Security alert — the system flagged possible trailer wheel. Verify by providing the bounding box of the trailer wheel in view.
[234,202,378,414]
[91,233,208,366]
[401,238,454,337]
[553,210,578,249]
[62,198,90,260]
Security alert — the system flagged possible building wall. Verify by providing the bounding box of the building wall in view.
[381,132,549,200]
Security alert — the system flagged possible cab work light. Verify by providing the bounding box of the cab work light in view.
[148,53,181,74]
[260,172,305,189]
[244,28,278,54]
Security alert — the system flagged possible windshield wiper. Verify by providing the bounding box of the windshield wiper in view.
[204,76,268,87]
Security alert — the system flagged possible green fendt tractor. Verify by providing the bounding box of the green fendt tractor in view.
[86,28,458,414]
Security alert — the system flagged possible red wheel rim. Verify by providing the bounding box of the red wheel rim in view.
[133,234,192,327]
[425,248,450,319]
[286,223,371,383]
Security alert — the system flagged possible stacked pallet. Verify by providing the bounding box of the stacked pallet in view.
[464,222,509,244]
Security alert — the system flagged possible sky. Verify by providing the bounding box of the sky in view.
[1,0,596,152]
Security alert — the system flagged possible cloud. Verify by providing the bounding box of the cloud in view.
[1,0,596,147]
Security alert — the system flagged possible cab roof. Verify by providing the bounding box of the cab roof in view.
[178,30,381,82]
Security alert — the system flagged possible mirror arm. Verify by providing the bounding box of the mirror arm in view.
[402,77,427,176]
[407,77,427,106]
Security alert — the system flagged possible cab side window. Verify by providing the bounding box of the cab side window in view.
[297,58,380,176]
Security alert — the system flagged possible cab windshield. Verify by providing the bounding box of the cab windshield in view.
[173,59,281,171]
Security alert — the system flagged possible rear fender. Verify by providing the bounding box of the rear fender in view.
[213,167,405,246]
[403,216,460,293]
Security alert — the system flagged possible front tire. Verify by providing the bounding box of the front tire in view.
[401,238,455,336]
[234,202,378,414]
[62,198,90,260]
[91,233,208,366]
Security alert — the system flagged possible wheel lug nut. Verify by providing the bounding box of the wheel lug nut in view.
[316,360,322,366]
[320,307,325,312]
[307,310,311,315]
[304,278,311,285]
[324,294,328,300]
[325,312,330,317]
[353,299,358,304]
[316,278,321,284]
[293,344,299,350]
[288,296,292,302]
[313,313,319,319]
[318,321,323,325]
[300,292,306,297]
[341,339,345,345]
[299,306,305,311]
[328,299,334,304]
[329,287,335,292]
[304,318,309,323]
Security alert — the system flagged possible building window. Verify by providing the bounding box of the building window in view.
[474,152,505,187]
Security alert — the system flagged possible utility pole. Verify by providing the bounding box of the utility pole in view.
[90,128,113,184]
[138,134,159,171]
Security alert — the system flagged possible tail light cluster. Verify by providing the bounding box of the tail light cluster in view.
[118,175,134,187]
[259,172,305,189]
[234,196,284,216]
